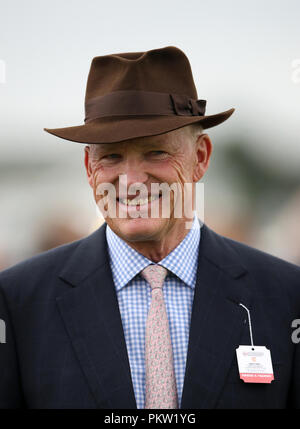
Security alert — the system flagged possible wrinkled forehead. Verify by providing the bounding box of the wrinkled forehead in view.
[90,128,187,153]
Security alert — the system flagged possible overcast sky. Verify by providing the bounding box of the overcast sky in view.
[1,0,300,171]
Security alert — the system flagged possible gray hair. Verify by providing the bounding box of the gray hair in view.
[182,122,204,141]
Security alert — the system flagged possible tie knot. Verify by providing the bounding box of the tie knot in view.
[141,264,168,290]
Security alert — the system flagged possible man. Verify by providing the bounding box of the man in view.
[0,46,299,409]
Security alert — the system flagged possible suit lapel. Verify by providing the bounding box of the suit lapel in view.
[55,221,253,409]
[181,224,252,409]
[56,223,136,409]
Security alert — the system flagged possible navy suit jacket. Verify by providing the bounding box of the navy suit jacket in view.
[0,222,300,409]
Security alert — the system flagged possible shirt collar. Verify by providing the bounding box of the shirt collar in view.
[106,215,201,291]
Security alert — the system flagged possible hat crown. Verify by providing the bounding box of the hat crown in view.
[85,46,198,102]
[44,46,234,144]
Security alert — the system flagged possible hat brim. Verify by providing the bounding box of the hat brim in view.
[44,109,234,144]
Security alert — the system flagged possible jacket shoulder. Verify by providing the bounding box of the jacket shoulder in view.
[0,238,83,281]
[221,232,300,274]
[211,228,300,306]
[0,224,107,304]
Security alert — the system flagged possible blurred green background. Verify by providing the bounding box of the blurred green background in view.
[0,0,299,269]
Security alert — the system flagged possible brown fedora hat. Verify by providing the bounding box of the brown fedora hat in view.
[44,46,234,144]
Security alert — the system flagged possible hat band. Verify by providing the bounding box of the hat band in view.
[84,90,206,123]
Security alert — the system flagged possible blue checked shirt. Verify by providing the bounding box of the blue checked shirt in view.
[106,217,201,408]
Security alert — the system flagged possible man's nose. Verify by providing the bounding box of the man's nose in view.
[121,157,149,185]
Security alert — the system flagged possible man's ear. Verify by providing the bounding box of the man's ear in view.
[84,145,94,188]
[193,134,213,182]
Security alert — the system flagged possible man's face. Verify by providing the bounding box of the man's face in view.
[84,127,211,244]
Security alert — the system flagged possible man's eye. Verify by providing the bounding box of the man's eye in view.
[103,154,121,160]
[149,151,167,157]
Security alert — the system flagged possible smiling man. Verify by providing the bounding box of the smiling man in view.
[0,46,300,409]
[84,126,211,260]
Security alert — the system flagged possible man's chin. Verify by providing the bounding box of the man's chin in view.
[108,217,168,242]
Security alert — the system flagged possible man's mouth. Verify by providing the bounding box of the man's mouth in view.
[117,193,162,207]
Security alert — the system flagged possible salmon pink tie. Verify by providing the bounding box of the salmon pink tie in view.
[141,264,178,409]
